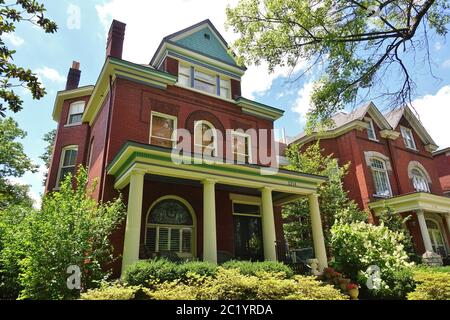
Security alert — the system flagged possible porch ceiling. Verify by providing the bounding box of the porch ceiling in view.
[369,192,450,215]
[107,141,326,198]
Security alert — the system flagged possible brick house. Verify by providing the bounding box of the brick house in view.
[289,102,450,261]
[46,19,329,277]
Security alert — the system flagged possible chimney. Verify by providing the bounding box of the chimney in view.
[106,20,126,59]
[65,61,81,90]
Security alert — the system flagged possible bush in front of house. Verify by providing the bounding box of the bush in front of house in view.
[123,258,180,286]
[221,260,294,278]
[331,222,415,299]
[407,269,450,300]
[83,267,347,300]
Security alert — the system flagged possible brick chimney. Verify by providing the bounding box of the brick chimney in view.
[65,61,81,90]
[106,20,126,59]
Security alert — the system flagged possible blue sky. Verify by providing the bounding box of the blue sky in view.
[4,0,450,206]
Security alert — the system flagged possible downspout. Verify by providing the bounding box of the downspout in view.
[99,74,114,201]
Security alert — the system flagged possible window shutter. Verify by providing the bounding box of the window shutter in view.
[158,227,169,251]
[181,229,192,253]
[145,227,157,251]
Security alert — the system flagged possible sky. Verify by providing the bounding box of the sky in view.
[4,0,450,207]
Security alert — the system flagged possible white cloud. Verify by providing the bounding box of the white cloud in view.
[67,4,81,30]
[442,59,450,68]
[95,0,304,99]
[3,32,25,46]
[434,41,442,51]
[412,85,450,148]
[35,67,66,84]
[292,81,315,125]
[6,177,42,209]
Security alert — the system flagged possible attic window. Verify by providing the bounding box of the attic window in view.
[204,33,210,40]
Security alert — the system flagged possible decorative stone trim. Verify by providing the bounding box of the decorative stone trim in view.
[407,161,432,183]
[364,151,392,171]
[379,129,400,140]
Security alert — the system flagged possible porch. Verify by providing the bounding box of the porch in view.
[107,142,328,276]
[369,192,450,262]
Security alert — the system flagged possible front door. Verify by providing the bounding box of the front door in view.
[233,215,264,261]
[426,219,447,257]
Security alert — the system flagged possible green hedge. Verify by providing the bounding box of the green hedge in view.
[222,260,294,278]
[407,270,450,300]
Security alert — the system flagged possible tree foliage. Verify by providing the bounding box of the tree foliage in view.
[39,128,56,185]
[0,167,125,300]
[0,117,36,209]
[226,0,450,127]
[282,142,366,249]
[0,0,58,116]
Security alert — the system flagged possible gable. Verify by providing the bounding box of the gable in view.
[173,26,237,66]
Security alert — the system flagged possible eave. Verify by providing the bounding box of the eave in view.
[52,86,95,122]
[236,97,284,121]
[82,57,177,125]
[369,192,450,215]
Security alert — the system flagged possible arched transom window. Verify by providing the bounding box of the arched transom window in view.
[194,120,217,157]
[369,158,392,197]
[145,198,194,257]
[411,168,430,192]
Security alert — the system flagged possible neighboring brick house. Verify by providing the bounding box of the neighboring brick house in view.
[289,102,450,260]
[46,19,329,277]
[434,147,450,198]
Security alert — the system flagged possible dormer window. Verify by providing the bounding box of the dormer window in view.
[400,126,417,150]
[67,101,85,125]
[177,62,231,99]
[366,118,377,140]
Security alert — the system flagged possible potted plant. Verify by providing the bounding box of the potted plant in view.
[347,283,359,300]
[338,277,351,291]
[323,267,334,280]
[332,271,342,285]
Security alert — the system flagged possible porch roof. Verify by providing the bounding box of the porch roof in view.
[107,141,326,202]
[369,192,450,215]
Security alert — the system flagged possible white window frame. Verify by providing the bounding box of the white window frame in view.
[400,126,417,150]
[231,131,253,164]
[194,120,218,157]
[220,78,231,99]
[411,168,430,192]
[66,101,85,126]
[369,157,392,197]
[149,111,178,148]
[55,145,78,188]
[178,64,191,87]
[366,118,377,141]
[193,68,216,94]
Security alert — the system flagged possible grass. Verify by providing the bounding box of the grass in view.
[413,265,450,274]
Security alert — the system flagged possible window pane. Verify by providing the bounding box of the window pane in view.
[195,70,215,83]
[233,203,260,215]
[178,74,190,87]
[69,113,83,124]
[148,199,193,225]
[181,229,192,253]
[170,229,180,252]
[367,121,376,139]
[194,79,215,94]
[158,228,169,251]
[233,215,263,261]
[220,87,230,99]
[63,149,78,166]
[145,227,156,251]
[152,115,174,140]
[59,166,75,183]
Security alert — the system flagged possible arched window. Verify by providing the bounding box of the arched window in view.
[426,219,447,256]
[369,158,392,197]
[194,120,217,157]
[411,168,430,192]
[145,197,195,257]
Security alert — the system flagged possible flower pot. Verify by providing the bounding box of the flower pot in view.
[348,288,359,300]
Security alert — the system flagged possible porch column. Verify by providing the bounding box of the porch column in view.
[308,193,328,271]
[416,210,433,253]
[261,187,277,261]
[202,179,217,264]
[446,213,450,237]
[121,170,145,276]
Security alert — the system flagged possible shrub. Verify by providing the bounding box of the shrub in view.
[221,260,294,278]
[80,282,146,300]
[176,261,217,280]
[124,259,179,286]
[407,271,450,300]
[146,268,346,300]
[331,222,414,299]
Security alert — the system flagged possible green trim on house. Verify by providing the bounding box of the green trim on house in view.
[236,97,285,121]
[369,192,450,215]
[52,85,95,121]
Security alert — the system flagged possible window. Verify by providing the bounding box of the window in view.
[232,131,252,164]
[366,119,377,140]
[220,79,231,99]
[67,101,85,125]
[150,112,177,148]
[194,121,217,157]
[369,158,392,197]
[401,126,417,150]
[145,198,194,257]
[232,200,263,261]
[178,64,191,87]
[411,168,430,192]
[56,146,78,188]
[194,69,216,94]
[426,219,447,256]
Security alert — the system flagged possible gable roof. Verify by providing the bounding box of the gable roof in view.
[150,19,245,72]
[288,102,392,145]
[384,105,438,148]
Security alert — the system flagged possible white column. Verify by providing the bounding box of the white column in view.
[202,179,217,263]
[416,210,433,253]
[308,193,328,271]
[446,213,450,238]
[121,170,145,277]
[261,187,277,261]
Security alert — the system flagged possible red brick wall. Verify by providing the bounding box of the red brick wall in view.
[435,152,450,193]
[46,95,91,191]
